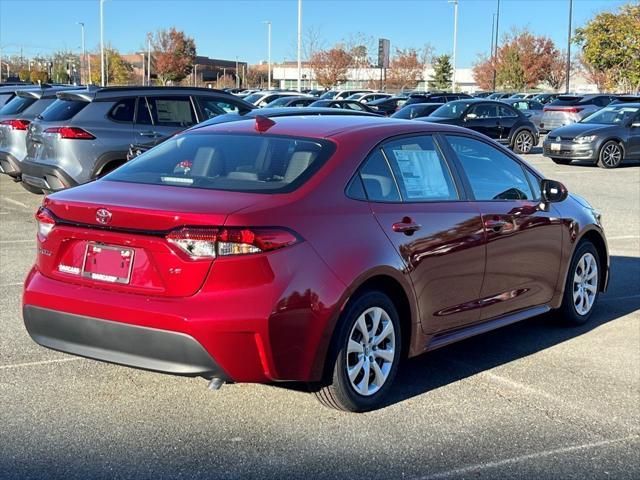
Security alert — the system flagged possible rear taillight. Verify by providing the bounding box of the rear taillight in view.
[166,227,300,259]
[543,106,585,113]
[43,126,96,140]
[35,207,55,241]
[0,119,30,130]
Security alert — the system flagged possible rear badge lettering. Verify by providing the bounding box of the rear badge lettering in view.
[58,264,80,275]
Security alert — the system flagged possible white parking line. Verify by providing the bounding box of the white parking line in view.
[0,357,82,370]
[418,435,638,479]
[0,239,34,244]
[0,282,23,287]
[606,235,639,240]
[1,196,30,209]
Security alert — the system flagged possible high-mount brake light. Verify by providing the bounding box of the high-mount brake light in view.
[44,126,96,140]
[0,119,30,130]
[35,207,56,241]
[166,227,299,259]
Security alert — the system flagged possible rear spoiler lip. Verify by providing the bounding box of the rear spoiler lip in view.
[56,90,96,102]
[16,90,45,100]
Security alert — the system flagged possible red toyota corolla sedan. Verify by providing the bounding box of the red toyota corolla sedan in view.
[23,115,608,412]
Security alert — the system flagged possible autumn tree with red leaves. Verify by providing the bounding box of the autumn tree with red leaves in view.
[386,48,424,92]
[149,27,196,85]
[309,46,353,88]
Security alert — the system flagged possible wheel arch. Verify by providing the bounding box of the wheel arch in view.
[598,138,626,157]
[577,228,609,292]
[509,125,535,148]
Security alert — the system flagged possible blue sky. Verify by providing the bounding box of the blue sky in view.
[0,0,628,67]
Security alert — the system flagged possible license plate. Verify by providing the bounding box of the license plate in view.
[81,243,135,284]
[550,143,562,151]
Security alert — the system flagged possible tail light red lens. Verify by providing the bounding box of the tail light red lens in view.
[35,207,55,241]
[166,227,299,258]
[43,126,96,140]
[543,106,585,113]
[0,119,31,130]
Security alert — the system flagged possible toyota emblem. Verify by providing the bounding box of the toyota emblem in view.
[96,208,112,225]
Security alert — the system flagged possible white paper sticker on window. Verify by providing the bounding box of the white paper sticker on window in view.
[392,149,451,200]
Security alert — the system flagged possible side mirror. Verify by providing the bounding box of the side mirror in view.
[465,113,478,121]
[541,179,568,203]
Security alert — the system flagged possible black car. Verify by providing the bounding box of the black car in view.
[531,93,560,105]
[391,103,442,120]
[264,96,316,108]
[424,99,539,154]
[127,107,380,158]
[542,103,640,168]
[308,99,380,114]
[473,91,495,98]
[487,92,512,100]
[367,96,408,116]
[404,92,472,107]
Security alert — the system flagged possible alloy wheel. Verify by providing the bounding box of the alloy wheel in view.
[573,252,598,316]
[600,143,622,168]
[515,131,533,153]
[346,306,396,396]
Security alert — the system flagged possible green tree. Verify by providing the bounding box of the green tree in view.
[50,51,80,84]
[574,3,640,93]
[150,27,197,85]
[428,54,453,90]
[90,47,134,85]
[18,69,30,82]
[29,70,49,84]
[496,47,525,91]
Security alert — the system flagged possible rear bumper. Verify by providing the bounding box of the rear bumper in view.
[23,305,228,379]
[0,151,22,179]
[19,159,78,191]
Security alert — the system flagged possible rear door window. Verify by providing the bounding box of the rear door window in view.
[498,105,518,117]
[39,99,88,121]
[135,97,153,125]
[145,96,196,127]
[0,95,37,115]
[108,98,135,123]
[358,150,401,202]
[197,97,241,119]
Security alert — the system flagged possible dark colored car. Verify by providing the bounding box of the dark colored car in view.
[367,96,409,116]
[126,107,380,159]
[473,91,495,98]
[531,93,560,105]
[24,114,608,412]
[308,99,380,114]
[424,99,539,154]
[264,96,316,108]
[539,94,618,133]
[319,89,373,100]
[404,92,472,107]
[487,93,512,100]
[543,103,640,168]
[391,103,442,120]
[20,86,255,193]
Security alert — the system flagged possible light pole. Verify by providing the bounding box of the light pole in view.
[565,0,573,93]
[77,22,86,85]
[449,0,458,92]
[147,34,152,86]
[492,0,500,90]
[262,21,272,90]
[141,53,145,85]
[235,56,239,88]
[100,0,106,86]
[297,0,302,92]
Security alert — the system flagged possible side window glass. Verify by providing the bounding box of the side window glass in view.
[358,150,401,202]
[382,135,458,202]
[136,97,152,125]
[498,105,518,117]
[198,97,239,119]
[445,135,533,201]
[146,96,196,127]
[108,98,135,123]
[470,104,498,118]
[525,169,542,200]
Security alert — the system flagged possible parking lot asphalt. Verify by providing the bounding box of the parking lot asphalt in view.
[0,151,638,480]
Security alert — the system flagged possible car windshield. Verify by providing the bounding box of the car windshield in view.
[580,105,639,125]
[431,101,471,118]
[105,132,335,193]
[0,95,37,115]
[242,93,266,104]
[265,97,295,107]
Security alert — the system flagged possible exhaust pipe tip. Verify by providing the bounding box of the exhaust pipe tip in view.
[207,377,224,391]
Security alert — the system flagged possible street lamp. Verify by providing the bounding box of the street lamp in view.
[297,0,302,92]
[100,0,106,86]
[492,0,501,90]
[449,0,458,92]
[235,56,239,88]
[262,21,272,90]
[77,22,86,84]
[566,0,573,93]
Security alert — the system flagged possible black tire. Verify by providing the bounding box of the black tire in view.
[512,129,536,154]
[557,241,601,326]
[551,157,572,165]
[314,290,402,412]
[597,141,623,169]
[19,181,44,194]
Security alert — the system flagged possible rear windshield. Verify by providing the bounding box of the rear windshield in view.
[0,95,37,115]
[105,132,335,193]
[39,99,88,121]
[431,101,471,118]
[548,96,583,106]
[0,93,14,106]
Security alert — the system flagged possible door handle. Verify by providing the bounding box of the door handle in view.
[484,219,508,232]
[392,217,422,236]
[139,131,161,137]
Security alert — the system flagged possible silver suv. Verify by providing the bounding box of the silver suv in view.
[20,86,254,193]
[0,86,78,191]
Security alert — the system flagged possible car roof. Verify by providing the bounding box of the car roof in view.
[16,85,81,100]
[195,113,470,140]
[56,85,235,101]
